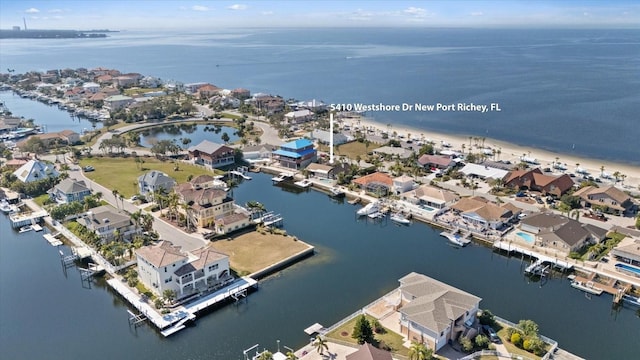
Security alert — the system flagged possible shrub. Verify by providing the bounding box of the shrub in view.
[370,318,384,334]
[478,309,495,326]
[505,327,517,340]
[475,334,490,349]
[523,338,532,351]
[459,335,474,352]
[511,332,523,347]
[154,298,164,309]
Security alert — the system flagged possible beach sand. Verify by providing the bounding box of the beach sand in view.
[345,116,640,190]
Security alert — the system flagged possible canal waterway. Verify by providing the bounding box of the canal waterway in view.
[0,91,103,134]
[138,123,239,148]
[1,173,638,359]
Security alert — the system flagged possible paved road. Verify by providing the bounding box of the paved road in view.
[67,164,207,252]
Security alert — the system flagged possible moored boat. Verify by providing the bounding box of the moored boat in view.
[19,225,33,233]
[357,201,380,216]
[390,212,411,225]
[440,230,471,246]
[329,187,345,198]
[570,280,604,295]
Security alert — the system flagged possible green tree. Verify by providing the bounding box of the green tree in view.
[459,335,474,352]
[478,309,495,326]
[517,319,539,337]
[352,314,374,345]
[408,341,432,360]
[285,351,298,360]
[313,336,329,355]
[221,132,230,144]
[162,289,176,304]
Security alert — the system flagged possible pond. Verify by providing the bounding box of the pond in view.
[138,123,240,148]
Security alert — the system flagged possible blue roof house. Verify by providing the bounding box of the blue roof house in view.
[272,139,317,169]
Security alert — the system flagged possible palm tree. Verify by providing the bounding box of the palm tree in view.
[112,189,120,209]
[257,351,273,360]
[461,144,465,154]
[408,341,431,360]
[600,165,605,178]
[313,336,329,355]
[612,171,621,183]
[285,352,298,360]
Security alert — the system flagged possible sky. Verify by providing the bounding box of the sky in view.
[1,1,639,30]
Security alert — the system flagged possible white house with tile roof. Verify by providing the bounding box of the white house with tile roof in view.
[136,241,231,299]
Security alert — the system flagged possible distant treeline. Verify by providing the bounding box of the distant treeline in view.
[0,29,110,39]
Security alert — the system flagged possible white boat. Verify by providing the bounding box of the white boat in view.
[294,179,312,188]
[440,230,471,246]
[357,201,380,216]
[19,225,33,233]
[272,172,294,183]
[0,200,12,214]
[367,211,384,219]
[390,212,411,225]
[329,187,345,198]
[570,281,603,295]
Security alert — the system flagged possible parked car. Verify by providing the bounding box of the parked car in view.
[482,325,501,343]
[516,191,526,197]
[83,165,95,172]
[535,197,544,204]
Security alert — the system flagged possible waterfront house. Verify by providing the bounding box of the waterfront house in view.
[306,163,335,179]
[214,212,251,235]
[284,109,314,123]
[50,178,91,204]
[459,163,509,180]
[398,272,481,352]
[137,170,176,197]
[184,82,209,94]
[82,82,101,93]
[197,84,222,99]
[573,185,635,216]
[136,241,231,299]
[308,129,349,145]
[272,138,317,169]
[250,94,285,115]
[450,196,515,230]
[17,130,80,149]
[241,144,277,164]
[503,168,574,197]
[393,175,416,194]
[417,154,455,170]
[104,94,134,111]
[230,88,250,100]
[611,240,640,266]
[345,343,393,360]
[352,172,394,196]
[189,174,227,190]
[76,205,139,242]
[409,184,458,210]
[12,159,59,183]
[188,140,236,169]
[519,212,595,253]
[175,183,235,228]
[112,75,138,87]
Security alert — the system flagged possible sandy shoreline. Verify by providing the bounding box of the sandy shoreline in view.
[346,116,640,190]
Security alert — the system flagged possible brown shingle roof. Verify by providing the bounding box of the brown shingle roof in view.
[346,343,393,360]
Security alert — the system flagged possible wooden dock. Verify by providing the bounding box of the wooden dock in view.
[9,210,47,228]
[108,276,258,337]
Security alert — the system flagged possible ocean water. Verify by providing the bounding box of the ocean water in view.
[1,28,639,164]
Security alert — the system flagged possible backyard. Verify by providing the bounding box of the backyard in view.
[325,313,409,357]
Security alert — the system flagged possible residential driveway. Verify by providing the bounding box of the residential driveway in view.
[68,165,207,252]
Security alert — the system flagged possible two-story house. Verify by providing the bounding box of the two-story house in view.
[272,139,317,169]
[175,183,235,228]
[188,140,236,169]
[137,170,176,197]
[573,185,635,216]
[50,178,91,203]
[398,272,481,352]
[136,241,231,299]
[76,205,139,241]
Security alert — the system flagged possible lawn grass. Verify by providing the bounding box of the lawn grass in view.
[79,156,219,198]
[210,231,312,275]
[33,193,51,207]
[221,112,243,120]
[317,140,382,159]
[325,314,409,357]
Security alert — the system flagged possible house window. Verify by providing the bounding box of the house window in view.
[208,264,219,271]
[165,277,172,283]
[164,267,167,272]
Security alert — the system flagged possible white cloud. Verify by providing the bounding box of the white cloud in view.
[192,5,209,12]
[261,11,274,16]
[404,7,426,17]
[25,7,40,14]
[49,9,63,13]
[470,11,484,17]
[227,4,247,11]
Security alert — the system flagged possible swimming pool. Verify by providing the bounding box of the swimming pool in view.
[516,231,535,243]
[420,205,436,212]
[615,263,640,277]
